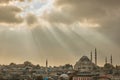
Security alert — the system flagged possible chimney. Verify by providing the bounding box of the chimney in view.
[95,48,97,65]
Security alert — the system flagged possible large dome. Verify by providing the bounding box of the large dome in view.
[79,56,90,62]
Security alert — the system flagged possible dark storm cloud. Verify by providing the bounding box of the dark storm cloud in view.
[0,0,33,25]
[0,0,31,4]
[42,0,120,45]
[26,13,38,26]
[0,6,23,24]
[43,0,120,24]
[0,0,10,4]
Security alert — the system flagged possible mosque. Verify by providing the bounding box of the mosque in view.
[74,48,98,72]
[74,48,113,72]
[73,48,115,80]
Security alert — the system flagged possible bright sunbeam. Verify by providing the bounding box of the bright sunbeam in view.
[32,22,120,65]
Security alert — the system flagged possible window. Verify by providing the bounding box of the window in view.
[82,67,86,69]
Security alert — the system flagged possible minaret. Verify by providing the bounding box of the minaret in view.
[105,57,107,64]
[95,48,97,65]
[46,59,48,74]
[90,51,92,62]
[110,55,112,65]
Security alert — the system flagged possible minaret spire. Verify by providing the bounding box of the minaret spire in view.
[46,59,48,75]
[91,51,92,62]
[105,57,107,64]
[46,59,48,68]
[95,48,97,65]
[110,55,112,65]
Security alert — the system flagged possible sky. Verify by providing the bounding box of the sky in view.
[0,0,120,66]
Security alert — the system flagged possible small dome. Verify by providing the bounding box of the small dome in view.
[104,63,113,69]
[60,74,69,79]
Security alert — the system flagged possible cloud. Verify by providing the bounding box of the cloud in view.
[41,0,120,44]
[0,0,32,4]
[0,0,45,27]
[26,13,38,26]
[42,0,120,25]
[0,5,23,24]
[42,0,105,24]
[0,0,11,4]
[42,10,74,24]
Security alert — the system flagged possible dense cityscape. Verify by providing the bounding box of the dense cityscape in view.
[0,49,120,80]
